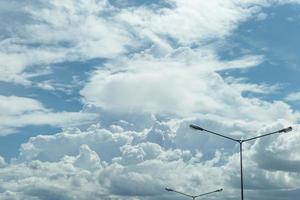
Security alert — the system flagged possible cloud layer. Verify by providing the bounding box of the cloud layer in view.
[1,0,300,200]
[0,116,299,200]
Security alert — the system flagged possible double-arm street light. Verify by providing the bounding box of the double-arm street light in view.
[165,187,223,200]
[189,124,293,200]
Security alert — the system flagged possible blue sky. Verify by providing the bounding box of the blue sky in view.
[219,4,300,104]
[0,0,300,200]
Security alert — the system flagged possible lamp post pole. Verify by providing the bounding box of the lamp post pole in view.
[239,141,244,200]
[165,187,223,200]
[189,124,292,200]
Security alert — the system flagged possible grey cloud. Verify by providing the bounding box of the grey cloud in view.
[249,124,300,172]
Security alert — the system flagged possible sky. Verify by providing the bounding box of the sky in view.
[0,0,300,199]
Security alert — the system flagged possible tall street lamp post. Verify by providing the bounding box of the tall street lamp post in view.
[189,124,292,200]
[165,187,223,200]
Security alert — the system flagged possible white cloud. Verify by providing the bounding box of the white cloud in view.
[0,0,288,86]
[0,95,97,135]
[73,144,102,171]
[78,0,299,121]
[250,123,300,173]
[0,0,133,86]
[0,96,44,115]
[80,52,299,126]
[81,53,266,116]
[0,38,68,85]
[256,12,268,21]
[0,155,5,168]
[285,92,300,102]
[116,0,268,45]
[26,0,131,58]
[0,159,106,200]
[17,126,132,162]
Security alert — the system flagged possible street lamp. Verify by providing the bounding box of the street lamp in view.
[189,124,292,200]
[165,187,223,200]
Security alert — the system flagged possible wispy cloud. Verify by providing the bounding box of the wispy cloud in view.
[0,95,97,135]
[285,92,300,102]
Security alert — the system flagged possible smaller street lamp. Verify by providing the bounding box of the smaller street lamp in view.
[165,187,223,200]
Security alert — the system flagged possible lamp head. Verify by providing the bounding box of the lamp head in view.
[165,188,174,192]
[278,126,292,133]
[189,124,205,131]
[216,189,223,192]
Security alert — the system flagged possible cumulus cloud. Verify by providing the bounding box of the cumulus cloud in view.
[80,52,300,126]
[1,117,298,199]
[81,54,260,114]
[0,159,106,200]
[222,120,300,195]
[250,123,300,173]
[2,122,226,199]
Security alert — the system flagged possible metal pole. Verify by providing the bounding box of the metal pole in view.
[165,187,223,199]
[240,141,244,200]
[189,123,292,200]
